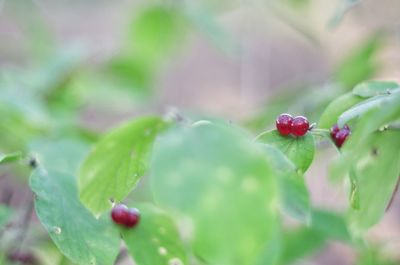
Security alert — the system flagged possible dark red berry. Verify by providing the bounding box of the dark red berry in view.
[111,204,140,228]
[330,124,351,148]
[111,204,129,225]
[330,124,340,138]
[291,116,309,137]
[124,208,140,227]
[334,128,350,148]
[276,113,293,136]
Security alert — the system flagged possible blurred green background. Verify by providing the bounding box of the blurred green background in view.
[0,0,400,264]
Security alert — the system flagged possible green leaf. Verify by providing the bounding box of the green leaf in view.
[353,80,400,98]
[279,228,324,265]
[0,205,13,230]
[30,170,119,265]
[79,116,167,215]
[345,92,400,149]
[262,145,310,223]
[255,130,315,174]
[338,94,394,127]
[151,122,279,265]
[121,204,187,265]
[310,209,350,242]
[278,209,350,265]
[0,152,22,165]
[319,92,363,129]
[347,131,400,234]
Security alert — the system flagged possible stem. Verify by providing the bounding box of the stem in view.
[386,176,400,212]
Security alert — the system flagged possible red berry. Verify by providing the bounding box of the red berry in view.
[124,208,140,227]
[291,116,309,137]
[330,124,340,138]
[334,128,350,148]
[111,204,129,225]
[111,204,140,228]
[276,113,293,136]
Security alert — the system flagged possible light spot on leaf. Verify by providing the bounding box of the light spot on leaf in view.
[168,257,184,265]
[158,246,168,256]
[241,176,259,193]
[53,226,62,234]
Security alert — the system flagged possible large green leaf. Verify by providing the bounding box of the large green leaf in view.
[79,116,167,215]
[318,92,363,129]
[255,130,315,174]
[347,131,400,234]
[353,80,399,98]
[262,145,310,223]
[30,170,119,265]
[121,204,187,265]
[151,122,279,265]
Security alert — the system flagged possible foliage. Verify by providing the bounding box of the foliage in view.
[0,2,399,265]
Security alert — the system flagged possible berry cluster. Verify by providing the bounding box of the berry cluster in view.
[111,204,140,228]
[330,124,351,148]
[276,114,310,137]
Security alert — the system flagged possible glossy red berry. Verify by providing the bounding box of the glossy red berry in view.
[334,128,350,148]
[276,113,293,136]
[124,208,140,228]
[330,124,351,148]
[111,204,129,225]
[111,204,140,228]
[291,116,309,137]
[330,124,340,138]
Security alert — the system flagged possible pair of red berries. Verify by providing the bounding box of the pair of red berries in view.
[330,124,351,148]
[111,204,140,228]
[276,114,310,137]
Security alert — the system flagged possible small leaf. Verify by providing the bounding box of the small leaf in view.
[279,228,324,265]
[30,170,120,265]
[0,152,22,165]
[151,122,279,265]
[121,204,187,265]
[318,92,363,129]
[338,94,393,127]
[0,205,13,230]
[262,145,310,223]
[256,130,315,174]
[353,80,399,98]
[79,116,167,215]
[310,209,350,242]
